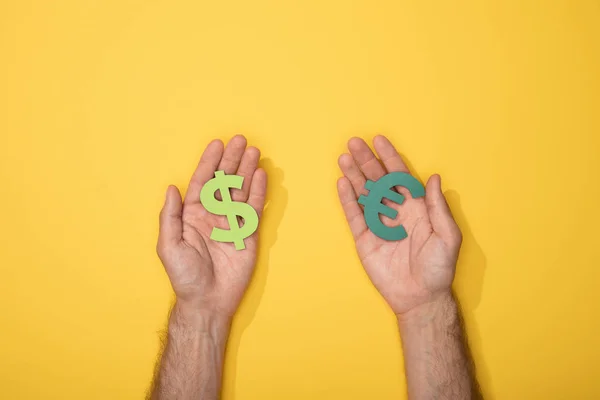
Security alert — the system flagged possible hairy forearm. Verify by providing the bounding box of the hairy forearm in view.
[398,292,480,400]
[149,302,231,400]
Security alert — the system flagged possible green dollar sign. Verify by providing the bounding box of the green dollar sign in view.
[358,172,425,241]
[200,170,259,250]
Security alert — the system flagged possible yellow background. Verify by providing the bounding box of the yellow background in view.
[1,1,599,399]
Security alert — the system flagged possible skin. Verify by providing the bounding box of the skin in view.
[148,135,266,400]
[337,135,481,399]
[149,134,480,399]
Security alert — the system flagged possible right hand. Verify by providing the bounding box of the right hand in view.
[336,136,462,317]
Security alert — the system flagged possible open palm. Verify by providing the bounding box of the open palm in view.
[157,135,266,317]
[337,136,462,316]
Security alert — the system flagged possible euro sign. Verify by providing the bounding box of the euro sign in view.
[200,171,259,250]
[358,172,425,241]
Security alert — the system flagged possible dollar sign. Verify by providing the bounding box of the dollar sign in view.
[358,172,425,241]
[200,170,259,250]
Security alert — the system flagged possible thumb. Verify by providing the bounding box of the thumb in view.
[157,185,183,256]
[425,174,461,244]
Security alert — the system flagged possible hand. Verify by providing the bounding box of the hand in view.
[337,136,462,317]
[157,135,267,319]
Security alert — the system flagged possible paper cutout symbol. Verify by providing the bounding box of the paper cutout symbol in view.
[358,172,425,241]
[200,170,259,250]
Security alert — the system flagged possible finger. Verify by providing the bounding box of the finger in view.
[184,139,224,204]
[233,146,260,202]
[158,185,183,257]
[217,134,247,175]
[348,137,387,181]
[338,153,367,196]
[337,177,368,240]
[425,174,462,244]
[373,135,410,173]
[247,168,267,218]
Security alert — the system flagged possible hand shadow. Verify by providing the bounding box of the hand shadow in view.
[445,190,494,400]
[221,158,287,400]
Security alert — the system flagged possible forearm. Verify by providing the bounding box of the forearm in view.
[398,292,479,400]
[149,302,231,400]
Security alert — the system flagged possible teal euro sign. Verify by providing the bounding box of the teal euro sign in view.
[358,172,425,241]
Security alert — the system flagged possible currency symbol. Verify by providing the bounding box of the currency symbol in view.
[358,172,425,241]
[200,170,259,250]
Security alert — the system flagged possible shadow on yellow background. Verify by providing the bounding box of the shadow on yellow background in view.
[448,190,492,398]
[224,158,288,400]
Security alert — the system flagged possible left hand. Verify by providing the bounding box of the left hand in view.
[157,135,267,319]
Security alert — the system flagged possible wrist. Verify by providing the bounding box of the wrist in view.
[396,291,457,331]
[169,300,232,345]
